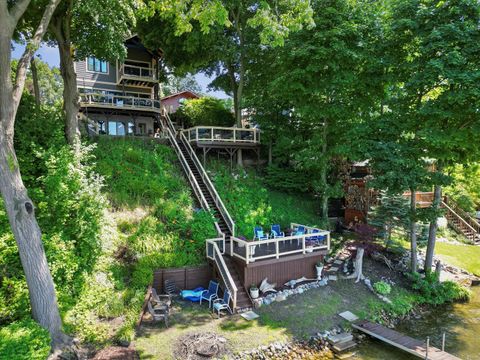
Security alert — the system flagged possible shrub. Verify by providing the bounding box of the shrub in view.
[0,319,50,360]
[408,272,471,305]
[176,97,235,128]
[373,281,392,296]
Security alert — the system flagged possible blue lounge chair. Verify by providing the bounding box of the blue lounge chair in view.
[200,280,219,308]
[270,224,285,238]
[254,226,269,241]
[292,225,306,246]
[310,229,327,246]
[212,290,233,318]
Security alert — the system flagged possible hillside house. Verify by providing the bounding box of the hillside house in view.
[76,36,161,137]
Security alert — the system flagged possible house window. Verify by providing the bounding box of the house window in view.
[87,57,108,73]
[108,121,126,136]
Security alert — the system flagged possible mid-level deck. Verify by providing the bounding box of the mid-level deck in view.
[182,126,261,148]
[352,319,461,360]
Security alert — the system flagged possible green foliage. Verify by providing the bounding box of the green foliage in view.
[210,161,322,237]
[176,96,235,128]
[408,272,471,305]
[162,74,202,97]
[373,281,391,296]
[0,319,50,360]
[445,164,480,213]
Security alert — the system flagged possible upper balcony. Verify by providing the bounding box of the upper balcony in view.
[117,63,158,87]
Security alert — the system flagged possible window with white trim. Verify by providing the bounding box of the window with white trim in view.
[87,57,108,73]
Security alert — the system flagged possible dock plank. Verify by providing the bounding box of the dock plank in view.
[351,319,461,360]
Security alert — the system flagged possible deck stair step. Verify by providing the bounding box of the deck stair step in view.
[332,340,357,353]
[327,333,354,345]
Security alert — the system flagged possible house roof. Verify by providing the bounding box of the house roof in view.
[160,90,200,101]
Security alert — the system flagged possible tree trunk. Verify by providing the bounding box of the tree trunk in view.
[30,56,41,106]
[0,0,66,348]
[320,120,329,222]
[409,189,418,273]
[425,182,442,273]
[51,10,80,147]
[268,141,272,166]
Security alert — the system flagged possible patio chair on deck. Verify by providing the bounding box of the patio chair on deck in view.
[200,280,219,308]
[254,226,270,254]
[212,290,233,318]
[309,229,327,247]
[292,225,306,246]
[270,224,285,238]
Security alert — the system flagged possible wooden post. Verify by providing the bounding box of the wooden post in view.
[253,129,256,143]
[234,128,237,143]
[302,235,306,254]
[246,242,250,265]
[196,127,199,141]
[211,127,214,141]
[442,332,446,351]
[276,240,280,259]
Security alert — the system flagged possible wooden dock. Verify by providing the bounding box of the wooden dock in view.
[352,319,461,360]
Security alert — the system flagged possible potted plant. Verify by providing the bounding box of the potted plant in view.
[250,284,259,299]
[315,261,324,280]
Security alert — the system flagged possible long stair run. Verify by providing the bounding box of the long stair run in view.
[162,112,251,311]
[442,199,480,244]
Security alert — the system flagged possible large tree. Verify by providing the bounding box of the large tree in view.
[138,0,314,164]
[385,0,480,272]
[0,0,68,347]
[245,0,382,222]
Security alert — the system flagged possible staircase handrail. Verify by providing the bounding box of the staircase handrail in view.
[164,125,210,211]
[179,131,236,236]
[162,111,235,236]
[444,197,480,234]
[442,201,477,234]
[206,239,238,310]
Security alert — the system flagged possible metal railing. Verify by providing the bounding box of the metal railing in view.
[163,111,236,237]
[206,239,238,310]
[118,63,157,81]
[231,224,330,264]
[182,126,260,144]
[80,93,161,112]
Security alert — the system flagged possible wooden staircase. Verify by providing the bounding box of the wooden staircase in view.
[162,112,251,311]
[442,199,480,244]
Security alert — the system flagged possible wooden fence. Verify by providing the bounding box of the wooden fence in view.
[152,265,213,293]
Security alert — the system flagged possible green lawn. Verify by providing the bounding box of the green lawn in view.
[435,242,480,276]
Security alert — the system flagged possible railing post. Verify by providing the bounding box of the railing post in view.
[196,127,199,142]
[246,243,250,265]
[425,337,429,359]
[234,128,237,143]
[442,332,446,352]
[276,240,279,259]
[253,129,257,143]
[211,127,214,141]
[302,236,306,254]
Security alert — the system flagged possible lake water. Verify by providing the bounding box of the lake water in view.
[351,286,480,359]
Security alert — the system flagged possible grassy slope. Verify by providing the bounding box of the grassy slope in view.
[64,138,216,344]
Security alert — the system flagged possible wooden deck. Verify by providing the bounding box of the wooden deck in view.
[352,319,461,360]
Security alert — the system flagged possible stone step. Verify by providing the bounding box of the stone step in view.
[332,340,357,353]
[328,333,353,345]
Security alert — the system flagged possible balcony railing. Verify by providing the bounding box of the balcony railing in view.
[118,63,157,82]
[182,126,260,144]
[80,93,161,113]
[230,223,330,264]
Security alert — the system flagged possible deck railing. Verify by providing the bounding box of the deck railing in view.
[231,225,330,264]
[118,63,157,81]
[80,93,161,112]
[206,239,238,310]
[182,126,260,145]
